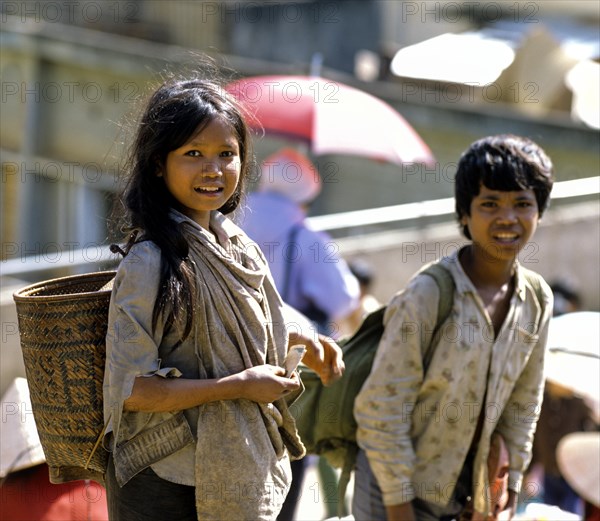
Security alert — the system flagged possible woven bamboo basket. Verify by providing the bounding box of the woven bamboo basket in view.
[12,271,116,486]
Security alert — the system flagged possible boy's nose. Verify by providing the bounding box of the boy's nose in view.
[496,208,518,223]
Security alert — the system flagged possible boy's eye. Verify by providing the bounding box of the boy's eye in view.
[516,201,534,208]
[480,201,497,208]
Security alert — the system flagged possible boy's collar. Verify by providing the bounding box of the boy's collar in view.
[444,248,526,301]
[513,263,528,302]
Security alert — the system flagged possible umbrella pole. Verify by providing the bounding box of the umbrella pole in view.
[310,52,324,77]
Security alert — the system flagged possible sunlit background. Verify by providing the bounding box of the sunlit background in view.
[1,2,599,518]
[2,0,599,361]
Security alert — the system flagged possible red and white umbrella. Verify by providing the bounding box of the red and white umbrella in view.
[226,75,435,167]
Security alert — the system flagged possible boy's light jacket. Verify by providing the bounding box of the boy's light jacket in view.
[355,250,553,517]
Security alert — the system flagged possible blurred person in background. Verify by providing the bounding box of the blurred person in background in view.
[241,147,360,337]
[338,258,382,337]
[241,148,360,520]
[523,281,596,516]
[550,280,582,317]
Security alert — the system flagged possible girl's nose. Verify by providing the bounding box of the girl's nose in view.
[202,161,221,175]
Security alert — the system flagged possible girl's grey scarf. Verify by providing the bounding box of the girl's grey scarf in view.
[175,212,305,520]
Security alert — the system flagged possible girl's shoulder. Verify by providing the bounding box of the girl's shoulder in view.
[115,240,162,277]
[125,239,161,259]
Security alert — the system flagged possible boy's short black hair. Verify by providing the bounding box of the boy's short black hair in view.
[455,134,554,239]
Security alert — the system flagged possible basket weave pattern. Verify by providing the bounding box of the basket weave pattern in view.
[13,271,116,485]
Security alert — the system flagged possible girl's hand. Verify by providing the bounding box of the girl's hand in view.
[501,490,518,520]
[237,364,301,403]
[289,332,345,386]
[386,502,416,521]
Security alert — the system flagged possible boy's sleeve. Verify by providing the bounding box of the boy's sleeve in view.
[354,275,439,506]
[496,284,553,493]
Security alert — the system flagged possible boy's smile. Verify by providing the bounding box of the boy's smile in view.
[462,185,540,263]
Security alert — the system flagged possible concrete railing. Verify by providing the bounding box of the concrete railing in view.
[307,176,599,232]
[2,177,598,278]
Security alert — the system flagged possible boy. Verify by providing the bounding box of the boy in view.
[353,135,554,520]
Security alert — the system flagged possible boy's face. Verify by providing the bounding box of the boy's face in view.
[461,185,540,263]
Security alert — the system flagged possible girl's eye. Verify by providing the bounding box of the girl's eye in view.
[221,151,235,158]
[186,150,202,157]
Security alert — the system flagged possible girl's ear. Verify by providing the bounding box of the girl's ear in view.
[153,154,164,177]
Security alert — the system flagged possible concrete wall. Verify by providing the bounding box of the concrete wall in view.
[339,201,600,312]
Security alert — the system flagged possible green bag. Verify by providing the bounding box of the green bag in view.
[290,263,456,512]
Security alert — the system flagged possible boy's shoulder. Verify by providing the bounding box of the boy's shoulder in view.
[388,257,457,300]
[408,255,461,295]
[517,264,553,310]
[387,259,456,321]
[517,264,549,285]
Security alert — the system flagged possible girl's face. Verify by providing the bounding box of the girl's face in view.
[161,116,241,230]
[461,184,539,264]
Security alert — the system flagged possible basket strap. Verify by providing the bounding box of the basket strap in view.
[85,413,111,470]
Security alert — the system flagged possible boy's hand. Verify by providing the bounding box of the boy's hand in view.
[289,332,345,386]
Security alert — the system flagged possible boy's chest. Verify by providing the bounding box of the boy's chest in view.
[436,297,540,384]
[476,281,515,338]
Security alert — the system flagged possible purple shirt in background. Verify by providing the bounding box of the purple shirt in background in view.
[240,191,359,326]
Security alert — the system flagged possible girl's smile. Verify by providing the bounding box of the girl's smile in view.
[160,116,241,230]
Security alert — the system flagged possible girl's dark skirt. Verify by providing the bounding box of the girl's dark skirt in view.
[106,454,197,521]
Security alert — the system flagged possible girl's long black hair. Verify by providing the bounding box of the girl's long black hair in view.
[113,78,253,341]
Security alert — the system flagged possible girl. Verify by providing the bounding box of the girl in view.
[103,78,344,520]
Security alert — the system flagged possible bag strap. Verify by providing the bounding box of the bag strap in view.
[337,443,357,516]
[281,223,302,302]
[420,263,455,369]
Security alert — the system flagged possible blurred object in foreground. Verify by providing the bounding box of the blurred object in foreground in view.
[545,312,600,423]
[0,377,109,520]
[557,432,600,508]
[0,377,45,478]
[511,502,580,521]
